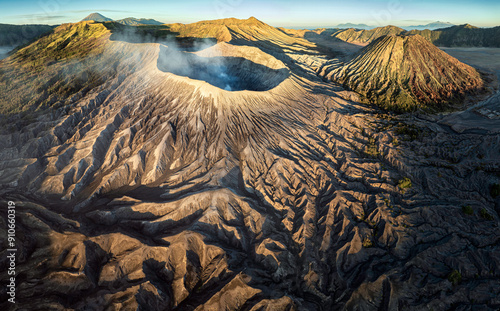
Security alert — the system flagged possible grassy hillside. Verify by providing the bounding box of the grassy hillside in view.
[0,22,112,118]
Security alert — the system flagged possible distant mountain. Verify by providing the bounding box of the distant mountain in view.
[115,17,163,26]
[319,34,485,111]
[81,13,113,22]
[409,24,500,47]
[80,13,162,26]
[298,23,500,48]
[333,23,374,30]
[0,23,54,47]
[403,21,455,31]
[303,22,453,31]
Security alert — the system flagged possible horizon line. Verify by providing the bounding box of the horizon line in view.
[2,13,500,29]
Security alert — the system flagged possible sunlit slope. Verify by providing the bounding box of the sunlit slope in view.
[319,34,485,111]
[0,22,112,115]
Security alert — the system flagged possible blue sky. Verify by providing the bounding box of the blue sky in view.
[0,0,499,27]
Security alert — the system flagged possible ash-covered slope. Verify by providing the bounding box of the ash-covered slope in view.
[319,34,486,111]
[0,19,499,311]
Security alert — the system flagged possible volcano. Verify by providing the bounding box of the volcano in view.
[0,17,499,311]
[81,12,113,22]
[320,34,486,111]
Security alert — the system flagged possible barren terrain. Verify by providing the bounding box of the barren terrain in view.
[0,18,499,310]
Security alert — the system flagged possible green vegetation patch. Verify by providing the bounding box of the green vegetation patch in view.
[395,123,423,140]
[365,136,379,157]
[448,270,462,285]
[14,21,109,67]
[362,237,374,248]
[480,208,494,221]
[398,177,412,190]
[461,205,473,215]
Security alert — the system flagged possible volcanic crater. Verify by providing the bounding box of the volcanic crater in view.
[157,45,289,91]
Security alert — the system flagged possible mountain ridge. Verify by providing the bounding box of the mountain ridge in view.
[403,21,455,30]
[330,21,456,31]
[285,23,500,48]
[409,24,500,47]
[81,12,163,26]
[115,17,163,26]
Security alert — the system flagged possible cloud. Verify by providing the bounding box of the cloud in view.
[3,10,136,25]
[6,14,66,20]
[60,9,134,14]
[402,19,434,23]
[5,10,134,19]
[96,10,133,13]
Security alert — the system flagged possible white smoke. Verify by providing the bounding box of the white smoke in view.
[109,25,242,91]
[157,43,242,91]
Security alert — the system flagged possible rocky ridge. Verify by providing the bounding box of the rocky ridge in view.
[283,24,500,48]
